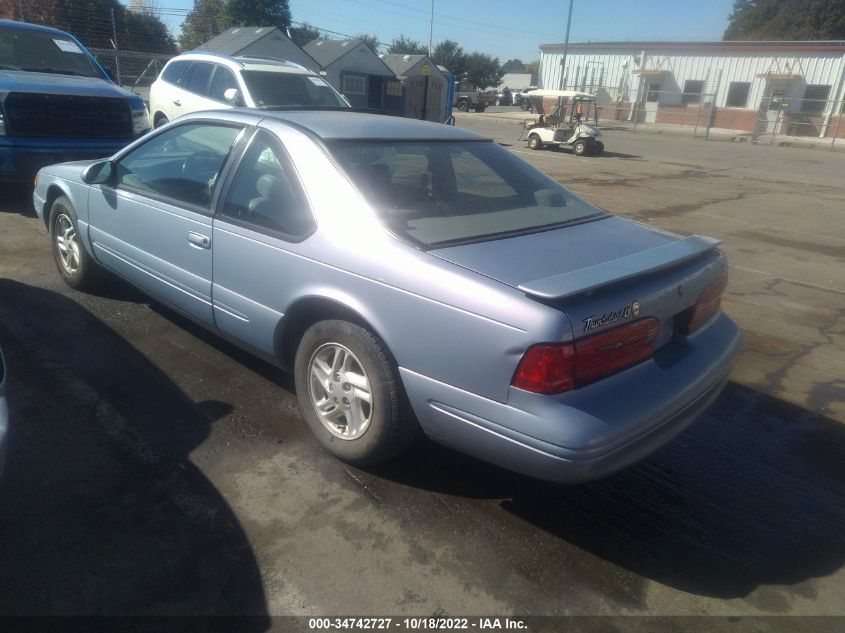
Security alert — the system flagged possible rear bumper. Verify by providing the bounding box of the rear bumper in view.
[0,137,131,179]
[401,312,742,484]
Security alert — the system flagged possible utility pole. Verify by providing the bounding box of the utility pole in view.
[428,0,434,57]
[558,0,574,89]
[18,0,23,21]
[110,7,122,85]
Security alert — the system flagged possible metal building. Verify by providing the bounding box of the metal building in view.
[539,41,845,139]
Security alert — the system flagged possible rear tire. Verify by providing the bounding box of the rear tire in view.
[528,134,543,150]
[50,196,100,290]
[457,100,470,112]
[294,320,416,466]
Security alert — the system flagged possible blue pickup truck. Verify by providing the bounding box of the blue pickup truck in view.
[0,19,150,180]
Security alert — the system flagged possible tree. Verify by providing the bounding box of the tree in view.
[356,33,380,53]
[0,0,58,24]
[226,0,291,30]
[122,7,176,53]
[387,35,427,55]
[179,0,227,50]
[463,51,503,90]
[432,39,466,78]
[501,58,525,72]
[724,0,845,40]
[288,22,322,47]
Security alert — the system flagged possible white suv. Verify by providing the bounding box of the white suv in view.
[149,52,349,127]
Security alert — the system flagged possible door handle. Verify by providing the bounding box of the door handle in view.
[173,99,182,107]
[187,231,210,249]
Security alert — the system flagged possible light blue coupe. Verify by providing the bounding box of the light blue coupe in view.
[33,110,741,483]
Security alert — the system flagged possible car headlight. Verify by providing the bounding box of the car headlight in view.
[131,105,151,136]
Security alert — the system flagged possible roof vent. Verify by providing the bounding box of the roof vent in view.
[403,54,410,60]
[255,28,265,34]
[342,41,349,47]
[315,40,324,46]
[232,28,240,33]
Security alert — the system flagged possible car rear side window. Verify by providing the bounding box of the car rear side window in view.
[219,130,314,238]
[161,59,190,85]
[115,122,242,210]
[184,62,213,96]
[330,140,604,248]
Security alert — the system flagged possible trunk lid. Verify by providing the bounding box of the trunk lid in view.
[429,216,726,344]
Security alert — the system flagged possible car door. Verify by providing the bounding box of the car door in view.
[88,121,245,326]
[181,61,226,116]
[211,129,316,356]
[207,64,241,108]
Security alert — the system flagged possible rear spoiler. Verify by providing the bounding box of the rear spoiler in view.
[517,235,721,300]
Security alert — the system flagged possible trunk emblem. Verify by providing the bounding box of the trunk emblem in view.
[584,301,640,332]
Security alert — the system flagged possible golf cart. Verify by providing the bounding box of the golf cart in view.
[519,89,604,156]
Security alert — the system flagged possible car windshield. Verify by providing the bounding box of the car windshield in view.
[0,25,101,78]
[241,71,348,107]
[329,140,605,248]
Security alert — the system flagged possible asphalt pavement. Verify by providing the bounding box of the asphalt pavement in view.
[0,117,843,625]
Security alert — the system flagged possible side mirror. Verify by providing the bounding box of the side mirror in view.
[82,160,114,185]
[223,88,242,106]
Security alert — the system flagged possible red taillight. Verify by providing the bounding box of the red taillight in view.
[675,273,728,335]
[512,318,660,394]
[574,318,660,386]
[512,342,576,394]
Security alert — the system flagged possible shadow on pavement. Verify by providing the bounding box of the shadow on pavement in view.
[0,184,36,216]
[0,279,270,622]
[371,381,845,600]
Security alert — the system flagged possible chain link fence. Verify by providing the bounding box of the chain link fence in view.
[591,89,844,152]
[89,48,174,102]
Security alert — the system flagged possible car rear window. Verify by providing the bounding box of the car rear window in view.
[241,71,348,107]
[329,140,605,248]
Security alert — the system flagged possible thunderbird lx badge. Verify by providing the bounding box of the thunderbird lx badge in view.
[584,301,640,332]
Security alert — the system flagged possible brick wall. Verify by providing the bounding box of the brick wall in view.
[712,108,759,132]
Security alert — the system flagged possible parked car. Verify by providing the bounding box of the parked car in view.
[0,19,150,180]
[0,345,7,478]
[494,88,512,106]
[33,110,741,483]
[149,52,350,127]
[514,86,538,109]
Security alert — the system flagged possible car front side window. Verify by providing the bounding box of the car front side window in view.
[209,65,239,103]
[219,130,314,238]
[114,122,242,210]
[184,62,213,96]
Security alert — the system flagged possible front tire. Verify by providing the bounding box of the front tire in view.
[294,320,416,466]
[573,140,588,156]
[592,140,605,156]
[457,100,470,112]
[154,113,169,128]
[528,134,543,150]
[50,196,99,290]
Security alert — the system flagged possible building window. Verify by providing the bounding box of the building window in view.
[342,75,366,96]
[726,82,751,108]
[682,80,704,105]
[386,81,402,97]
[801,84,831,114]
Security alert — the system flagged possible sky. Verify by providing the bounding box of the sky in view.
[151,0,737,61]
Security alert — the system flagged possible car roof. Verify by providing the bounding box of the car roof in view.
[262,110,489,141]
[182,109,489,142]
[0,18,74,38]
[171,52,313,74]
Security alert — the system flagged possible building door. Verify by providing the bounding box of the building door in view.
[644,82,661,123]
[368,75,383,109]
[753,80,791,140]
